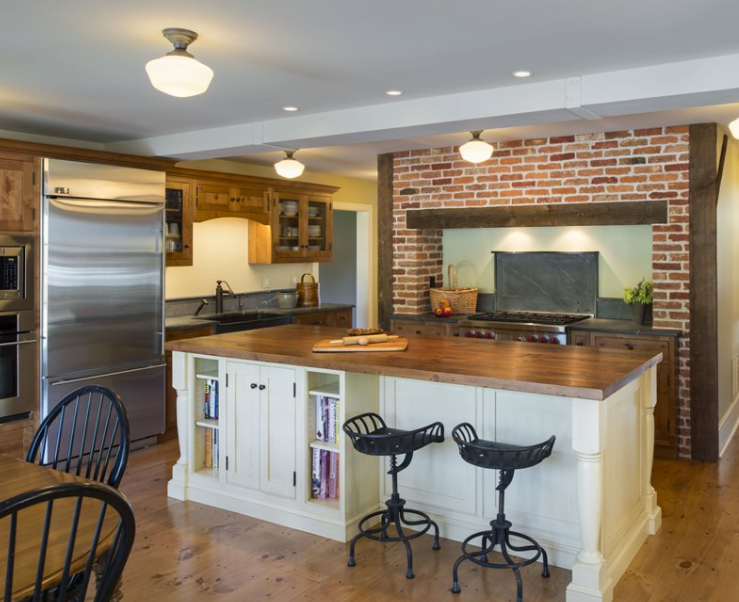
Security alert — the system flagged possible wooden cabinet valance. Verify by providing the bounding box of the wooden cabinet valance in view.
[164,167,339,267]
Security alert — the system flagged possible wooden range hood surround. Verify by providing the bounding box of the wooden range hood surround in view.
[405,200,669,230]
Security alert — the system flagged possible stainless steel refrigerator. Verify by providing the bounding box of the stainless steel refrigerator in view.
[41,159,166,445]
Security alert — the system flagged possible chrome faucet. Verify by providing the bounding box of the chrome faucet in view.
[193,298,209,317]
[215,280,235,314]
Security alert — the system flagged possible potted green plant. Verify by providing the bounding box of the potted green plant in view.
[623,278,653,325]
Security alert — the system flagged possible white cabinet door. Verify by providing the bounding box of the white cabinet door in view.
[225,362,261,490]
[259,366,297,498]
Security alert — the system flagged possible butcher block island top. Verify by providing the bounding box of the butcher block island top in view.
[167,323,661,400]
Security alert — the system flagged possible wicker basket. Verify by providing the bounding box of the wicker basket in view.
[297,273,320,307]
[429,265,478,315]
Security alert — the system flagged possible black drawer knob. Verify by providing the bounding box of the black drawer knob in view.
[259,384,266,391]
[251,383,258,389]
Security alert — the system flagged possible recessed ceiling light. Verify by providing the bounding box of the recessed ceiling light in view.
[282,106,299,112]
[512,70,533,78]
[385,90,403,96]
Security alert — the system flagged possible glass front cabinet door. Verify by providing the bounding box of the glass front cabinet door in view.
[271,193,332,262]
[165,178,194,266]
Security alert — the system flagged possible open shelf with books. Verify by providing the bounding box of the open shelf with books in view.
[192,357,221,480]
[307,372,342,509]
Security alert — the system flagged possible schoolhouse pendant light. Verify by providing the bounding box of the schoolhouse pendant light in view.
[730,117,739,140]
[146,28,214,98]
[274,151,305,179]
[459,130,493,164]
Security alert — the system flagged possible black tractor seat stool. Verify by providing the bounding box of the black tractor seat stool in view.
[343,412,445,579]
[450,423,556,602]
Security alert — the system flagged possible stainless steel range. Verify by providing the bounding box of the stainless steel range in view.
[458,311,591,345]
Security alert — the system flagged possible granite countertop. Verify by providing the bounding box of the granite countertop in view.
[167,324,663,401]
[568,318,681,338]
[165,303,354,331]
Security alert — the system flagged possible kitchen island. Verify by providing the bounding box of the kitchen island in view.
[167,325,662,602]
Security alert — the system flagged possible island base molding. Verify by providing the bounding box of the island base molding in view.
[167,350,661,602]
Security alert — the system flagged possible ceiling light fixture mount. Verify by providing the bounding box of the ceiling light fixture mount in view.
[282,106,300,112]
[512,70,533,78]
[385,90,403,96]
[459,130,493,164]
[274,150,305,179]
[146,28,214,98]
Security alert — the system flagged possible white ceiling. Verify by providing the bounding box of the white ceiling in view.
[2,0,739,177]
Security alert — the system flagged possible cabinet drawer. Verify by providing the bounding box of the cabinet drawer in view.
[569,332,591,347]
[392,321,447,338]
[592,334,666,355]
[292,312,331,326]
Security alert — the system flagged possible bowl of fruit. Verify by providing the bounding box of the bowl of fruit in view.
[434,300,453,318]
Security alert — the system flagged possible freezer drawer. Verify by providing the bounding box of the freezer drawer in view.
[43,363,165,444]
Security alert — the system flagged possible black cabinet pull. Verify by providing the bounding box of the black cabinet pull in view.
[415,330,421,335]
[250,383,258,389]
[259,384,266,391]
[626,344,634,350]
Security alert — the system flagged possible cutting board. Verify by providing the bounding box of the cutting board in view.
[312,338,409,353]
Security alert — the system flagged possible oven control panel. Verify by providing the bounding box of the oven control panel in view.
[460,328,564,345]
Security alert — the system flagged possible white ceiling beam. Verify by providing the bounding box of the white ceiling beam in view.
[105,52,739,160]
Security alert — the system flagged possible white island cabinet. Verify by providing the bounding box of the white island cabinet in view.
[168,325,663,602]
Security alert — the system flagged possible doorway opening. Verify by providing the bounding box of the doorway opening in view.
[318,203,374,328]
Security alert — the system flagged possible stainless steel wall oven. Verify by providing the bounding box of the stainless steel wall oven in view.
[0,234,36,419]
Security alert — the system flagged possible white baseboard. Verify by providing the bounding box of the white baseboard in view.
[719,393,739,457]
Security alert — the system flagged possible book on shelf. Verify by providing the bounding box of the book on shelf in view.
[311,448,321,498]
[204,378,219,420]
[310,448,339,501]
[203,425,219,470]
[314,394,340,444]
[204,429,213,468]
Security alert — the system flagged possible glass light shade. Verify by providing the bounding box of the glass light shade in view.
[274,157,305,179]
[145,54,214,98]
[730,117,739,139]
[459,138,493,163]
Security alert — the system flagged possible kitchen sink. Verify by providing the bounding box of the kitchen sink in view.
[198,311,292,333]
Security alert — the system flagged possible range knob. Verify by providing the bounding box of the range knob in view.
[483,331,493,339]
[527,334,538,343]
[549,336,561,345]
[518,335,527,342]
[538,335,549,344]
[475,331,484,338]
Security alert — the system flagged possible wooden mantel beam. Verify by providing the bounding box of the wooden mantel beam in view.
[405,201,668,230]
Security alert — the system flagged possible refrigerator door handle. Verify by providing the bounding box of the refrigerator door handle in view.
[0,338,38,348]
[50,363,167,387]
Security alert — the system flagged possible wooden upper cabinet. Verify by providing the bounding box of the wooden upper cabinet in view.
[233,184,269,214]
[195,180,232,212]
[194,178,269,219]
[165,177,194,267]
[0,154,39,232]
[249,192,333,264]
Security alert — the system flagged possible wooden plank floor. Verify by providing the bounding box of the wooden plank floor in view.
[115,437,739,601]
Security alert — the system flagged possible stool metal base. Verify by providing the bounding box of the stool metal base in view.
[347,496,441,579]
[451,519,549,602]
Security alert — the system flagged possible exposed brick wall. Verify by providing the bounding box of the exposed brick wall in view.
[392,126,691,456]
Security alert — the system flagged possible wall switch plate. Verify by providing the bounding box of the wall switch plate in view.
[263,277,270,289]
[292,274,299,285]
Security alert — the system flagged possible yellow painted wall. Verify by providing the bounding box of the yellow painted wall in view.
[165,160,377,314]
[716,128,739,444]
[443,225,653,297]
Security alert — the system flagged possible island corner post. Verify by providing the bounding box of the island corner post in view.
[167,324,663,602]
